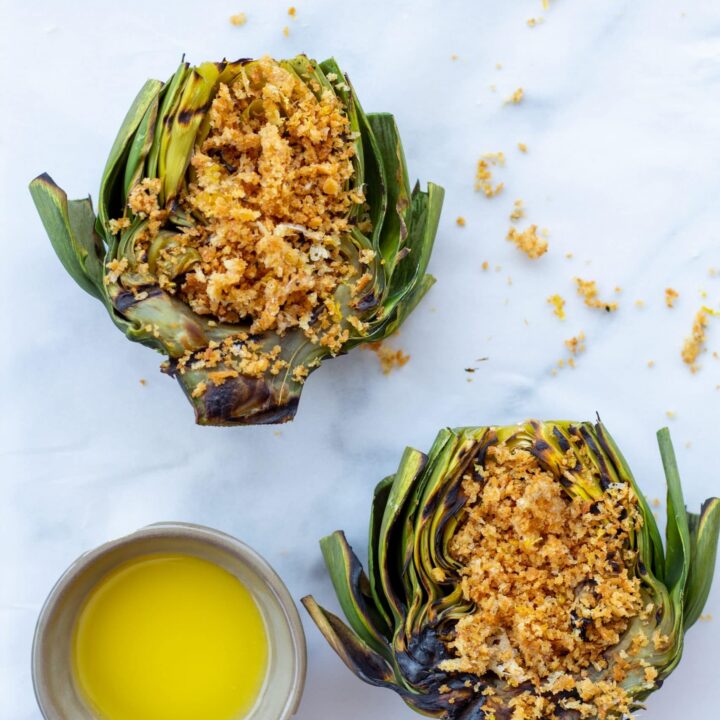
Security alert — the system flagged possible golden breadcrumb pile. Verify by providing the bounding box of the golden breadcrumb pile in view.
[442,443,644,719]
[475,153,505,197]
[665,288,679,308]
[507,224,548,259]
[547,294,566,320]
[364,341,410,374]
[575,278,618,312]
[681,308,713,373]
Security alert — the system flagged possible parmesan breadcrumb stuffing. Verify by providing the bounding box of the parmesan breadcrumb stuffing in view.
[665,288,679,308]
[681,307,714,373]
[118,57,362,365]
[547,294,566,320]
[364,341,410,374]
[475,153,505,198]
[575,278,618,312]
[507,224,548,259]
[441,442,643,719]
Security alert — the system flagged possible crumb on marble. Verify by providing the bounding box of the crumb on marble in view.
[682,307,716,373]
[564,332,586,356]
[229,12,247,25]
[456,216,466,227]
[507,224,548,259]
[505,88,525,105]
[475,153,505,197]
[283,25,290,36]
[510,199,525,222]
[547,294,566,320]
[575,278,618,312]
[518,142,528,153]
[288,6,297,17]
[364,341,410,374]
[482,261,490,271]
[665,288,679,308]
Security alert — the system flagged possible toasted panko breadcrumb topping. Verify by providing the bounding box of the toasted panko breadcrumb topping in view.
[665,288,679,308]
[229,13,247,26]
[681,307,714,373]
[121,58,361,358]
[441,442,643,719]
[364,341,410,374]
[575,278,618,312]
[475,153,505,198]
[507,224,548,259]
[547,294,566,320]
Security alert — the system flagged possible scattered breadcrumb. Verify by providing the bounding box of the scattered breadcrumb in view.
[651,498,661,508]
[456,216,466,227]
[575,278,619,312]
[666,411,676,420]
[139,378,147,386]
[565,332,586,356]
[282,25,290,36]
[496,63,503,70]
[542,0,550,9]
[273,430,282,437]
[565,252,574,260]
[451,54,459,61]
[288,6,296,17]
[635,300,645,309]
[665,288,679,308]
[614,286,623,295]
[517,142,528,153]
[507,224,548,259]
[474,153,505,197]
[527,17,544,27]
[505,88,525,105]
[229,12,247,26]
[681,307,715,373]
[700,614,713,622]
[364,341,410,374]
[509,199,525,222]
[547,294,566,320]
[647,360,655,369]
[481,261,490,271]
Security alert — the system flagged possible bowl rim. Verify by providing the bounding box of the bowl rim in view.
[32,521,307,720]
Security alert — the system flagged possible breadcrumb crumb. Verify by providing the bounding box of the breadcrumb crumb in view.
[229,12,247,26]
[507,224,548,259]
[509,199,525,223]
[282,25,290,36]
[506,88,524,105]
[456,216,466,227]
[575,278,618,312]
[547,294,566,320]
[517,142,528,153]
[665,288,679,308]
[475,153,505,197]
[288,6,296,17]
[364,341,410,374]
[682,307,715,373]
[527,17,544,27]
[565,332,586,355]
[482,261,490,271]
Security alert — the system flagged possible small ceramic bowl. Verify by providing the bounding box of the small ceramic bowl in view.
[32,522,306,720]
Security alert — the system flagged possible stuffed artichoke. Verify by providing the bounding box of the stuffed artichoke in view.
[303,421,720,719]
[30,56,443,424]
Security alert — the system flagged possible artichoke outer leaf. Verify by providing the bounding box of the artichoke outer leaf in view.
[97,78,164,235]
[368,475,397,630]
[300,596,399,688]
[319,531,394,660]
[658,428,691,596]
[684,497,720,629]
[29,175,105,299]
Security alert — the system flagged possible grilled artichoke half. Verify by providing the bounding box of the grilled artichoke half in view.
[30,56,442,425]
[303,421,720,719]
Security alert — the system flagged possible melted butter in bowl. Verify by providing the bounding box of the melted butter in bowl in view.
[73,553,268,720]
[33,523,306,720]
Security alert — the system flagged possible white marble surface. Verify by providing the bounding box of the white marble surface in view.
[2,0,719,717]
